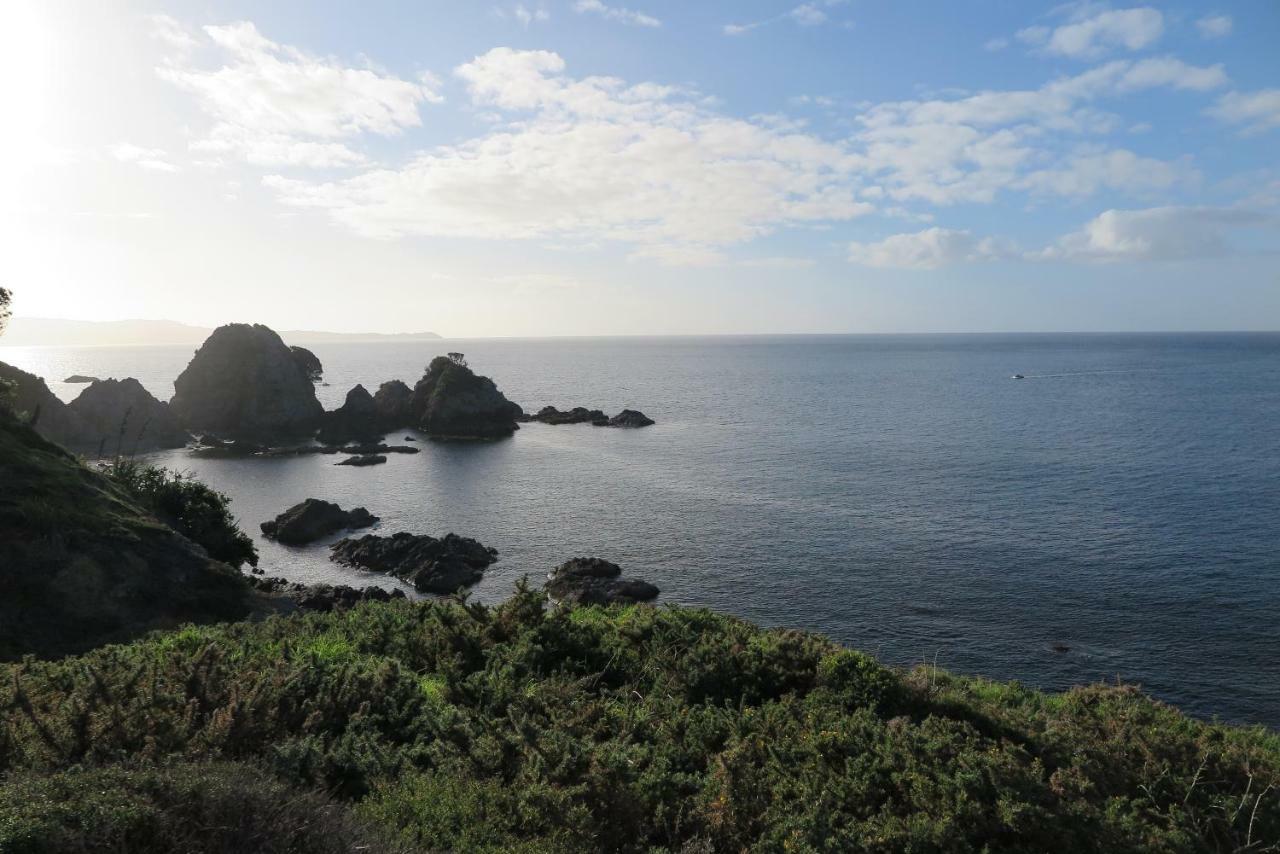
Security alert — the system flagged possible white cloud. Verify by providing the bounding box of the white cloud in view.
[1209,89,1280,134]
[1017,148,1191,197]
[848,57,1223,205]
[1019,7,1164,59]
[495,4,550,27]
[147,14,196,54]
[573,0,661,28]
[725,1,850,36]
[1196,15,1232,39]
[265,48,873,263]
[847,227,1010,269]
[154,20,441,167]
[111,143,180,172]
[983,37,1010,52]
[1040,206,1270,261]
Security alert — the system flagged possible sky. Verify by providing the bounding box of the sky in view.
[1,0,1277,337]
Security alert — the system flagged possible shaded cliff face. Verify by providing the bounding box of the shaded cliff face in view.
[170,324,323,441]
[66,378,189,453]
[0,361,90,449]
[0,414,252,660]
[408,357,523,439]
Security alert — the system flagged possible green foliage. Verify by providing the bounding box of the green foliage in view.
[0,762,406,854]
[1,591,1276,852]
[104,460,258,568]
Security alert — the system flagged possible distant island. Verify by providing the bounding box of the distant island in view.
[0,317,442,347]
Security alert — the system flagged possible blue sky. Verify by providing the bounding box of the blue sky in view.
[1,0,1277,335]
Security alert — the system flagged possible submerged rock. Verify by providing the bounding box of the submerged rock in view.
[66,378,188,452]
[408,356,523,439]
[336,454,386,466]
[170,324,323,442]
[545,557,660,605]
[260,499,379,546]
[330,532,498,593]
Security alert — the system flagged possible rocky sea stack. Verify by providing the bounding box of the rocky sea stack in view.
[170,324,323,442]
[545,557,660,604]
[66,378,188,452]
[408,356,523,439]
[329,531,498,593]
[317,384,381,444]
[260,499,379,546]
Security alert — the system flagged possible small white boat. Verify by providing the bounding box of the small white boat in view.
[1011,374,1025,379]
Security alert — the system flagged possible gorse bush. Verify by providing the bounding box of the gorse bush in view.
[1,588,1277,852]
[104,460,257,568]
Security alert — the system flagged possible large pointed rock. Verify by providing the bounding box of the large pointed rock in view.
[0,361,90,449]
[317,384,381,444]
[170,324,323,441]
[408,356,523,439]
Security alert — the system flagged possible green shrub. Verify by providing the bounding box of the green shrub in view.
[0,762,405,854]
[0,592,1276,852]
[104,460,257,568]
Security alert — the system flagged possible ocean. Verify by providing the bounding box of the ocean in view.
[4,332,1278,727]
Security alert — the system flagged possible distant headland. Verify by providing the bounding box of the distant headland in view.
[0,317,442,347]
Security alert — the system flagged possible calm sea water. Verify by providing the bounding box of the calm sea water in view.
[5,333,1279,727]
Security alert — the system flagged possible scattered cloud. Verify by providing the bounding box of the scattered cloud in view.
[849,57,1224,205]
[983,37,1010,52]
[848,227,1012,269]
[738,256,818,269]
[1195,15,1232,40]
[147,14,196,54]
[851,206,1271,268]
[573,0,661,28]
[494,4,550,27]
[1018,6,1164,59]
[1040,206,1270,261]
[265,48,873,264]
[725,1,851,36]
[1017,148,1193,197]
[111,143,180,172]
[153,20,441,167]
[1209,89,1280,135]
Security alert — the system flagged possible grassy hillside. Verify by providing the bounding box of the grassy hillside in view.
[2,590,1276,853]
[0,412,253,659]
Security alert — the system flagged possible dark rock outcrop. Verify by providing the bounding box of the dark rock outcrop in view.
[64,375,99,384]
[330,532,498,593]
[170,324,323,442]
[260,499,379,546]
[289,345,323,381]
[0,361,91,450]
[408,357,523,439]
[520,406,610,426]
[336,454,386,467]
[249,577,406,613]
[519,406,655,428]
[374,380,413,427]
[545,557,660,605]
[66,378,189,452]
[608,409,656,428]
[0,363,186,453]
[317,384,381,444]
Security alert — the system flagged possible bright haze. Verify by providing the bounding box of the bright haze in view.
[2,0,1277,337]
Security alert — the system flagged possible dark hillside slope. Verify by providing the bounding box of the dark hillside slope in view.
[0,413,252,659]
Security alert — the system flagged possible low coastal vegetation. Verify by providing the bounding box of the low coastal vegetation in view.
[2,589,1278,852]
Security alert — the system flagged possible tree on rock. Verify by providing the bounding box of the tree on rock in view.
[0,287,11,337]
